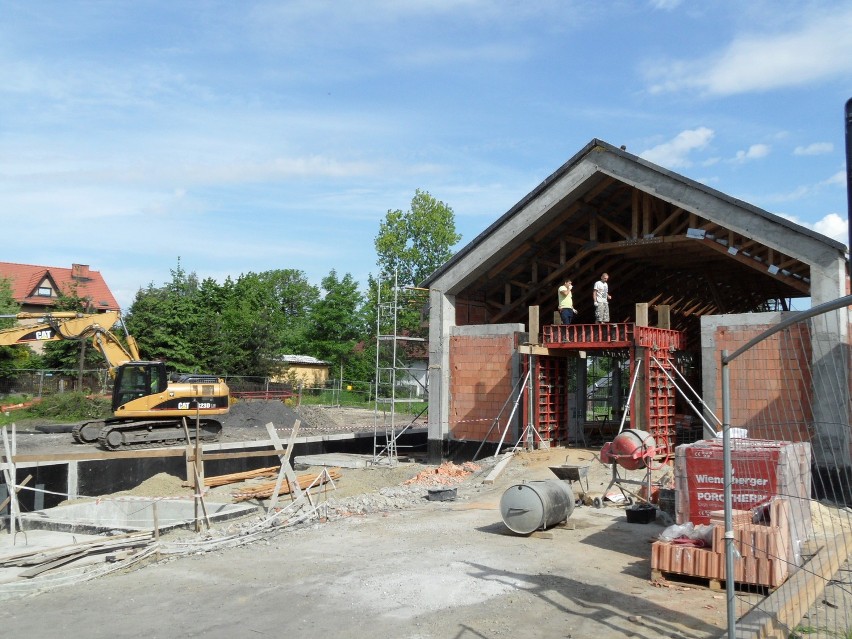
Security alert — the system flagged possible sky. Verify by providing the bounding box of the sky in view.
[1,0,850,312]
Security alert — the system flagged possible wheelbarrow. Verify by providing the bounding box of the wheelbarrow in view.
[548,461,591,494]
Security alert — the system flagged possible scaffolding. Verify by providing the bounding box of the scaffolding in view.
[372,271,428,465]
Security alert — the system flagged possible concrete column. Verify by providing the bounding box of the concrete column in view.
[67,461,79,500]
[635,303,648,327]
[657,305,671,329]
[427,289,455,464]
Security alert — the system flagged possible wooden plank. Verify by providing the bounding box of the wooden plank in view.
[11,445,294,464]
[10,448,188,463]
[18,551,90,578]
[1,532,152,566]
[0,473,31,512]
[265,420,304,511]
[195,449,281,462]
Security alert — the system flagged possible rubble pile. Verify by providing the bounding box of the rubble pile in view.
[403,461,481,487]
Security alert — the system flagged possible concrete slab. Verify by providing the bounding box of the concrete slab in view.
[17,498,258,535]
[294,453,374,469]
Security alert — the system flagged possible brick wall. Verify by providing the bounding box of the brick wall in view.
[711,322,812,442]
[449,333,517,441]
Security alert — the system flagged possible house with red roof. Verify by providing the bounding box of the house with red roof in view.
[0,262,119,314]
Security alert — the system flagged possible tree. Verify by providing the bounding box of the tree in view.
[125,260,201,372]
[375,189,461,286]
[372,190,461,341]
[305,270,369,380]
[0,278,31,378]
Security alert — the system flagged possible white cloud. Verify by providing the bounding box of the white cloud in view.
[823,170,846,186]
[794,142,833,156]
[639,127,714,168]
[644,7,852,96]
[732,144,770,163]
[777,211,847,245]
[813,213,847,244]
[649,0,682,9]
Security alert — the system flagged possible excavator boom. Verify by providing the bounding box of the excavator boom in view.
[0,310,140,373]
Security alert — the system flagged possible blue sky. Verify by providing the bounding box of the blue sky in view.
[1,0,850,311]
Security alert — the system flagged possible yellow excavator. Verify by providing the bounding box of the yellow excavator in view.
[0,311,230,450]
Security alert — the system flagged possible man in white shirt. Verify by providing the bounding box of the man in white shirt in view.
[593,273,611,323]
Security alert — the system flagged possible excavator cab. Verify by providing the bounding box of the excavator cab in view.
[112,361,168,411]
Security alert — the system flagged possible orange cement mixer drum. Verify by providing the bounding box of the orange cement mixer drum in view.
[601,429,657,470]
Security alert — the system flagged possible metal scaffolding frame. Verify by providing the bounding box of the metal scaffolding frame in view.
[372,271,427,465]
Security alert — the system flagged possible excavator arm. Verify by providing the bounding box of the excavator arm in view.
[0,310,140,374]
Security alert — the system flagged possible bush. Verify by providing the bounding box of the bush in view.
[26,392,112,421]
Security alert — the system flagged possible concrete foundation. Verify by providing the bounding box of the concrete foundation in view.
[3,428,428,516]
[18,498,257,535]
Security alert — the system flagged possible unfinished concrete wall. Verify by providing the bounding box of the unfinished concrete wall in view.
[448,326,523,443]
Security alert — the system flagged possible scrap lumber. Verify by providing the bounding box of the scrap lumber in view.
[204,466,279,488]
[0,531,154,579]
[0,531,153,567]
[232,468,342,502]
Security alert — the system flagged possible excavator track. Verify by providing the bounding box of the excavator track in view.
[97,419,223,451]
[72,420,107,444]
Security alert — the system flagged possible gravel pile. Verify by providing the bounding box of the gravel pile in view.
[222,400,304,430]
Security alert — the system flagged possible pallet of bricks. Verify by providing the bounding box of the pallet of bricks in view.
[651,499,791,589]
[651,438,812,590]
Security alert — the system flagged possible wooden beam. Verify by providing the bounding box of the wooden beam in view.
[698,238,810,294]
[11,448,188,463]
[597,213,631,240]
[651,207,683,236]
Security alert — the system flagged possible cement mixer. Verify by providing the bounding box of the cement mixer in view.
[598,429,661,518]
[600,429,657,470]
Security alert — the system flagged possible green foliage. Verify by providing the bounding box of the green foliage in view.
[24,392,112,421]
[125,259,322,379]
[305,270,371,379]
[0,278,27,378]
[370,189,460,347]
[375,189,461,286]
[0,277,18,327]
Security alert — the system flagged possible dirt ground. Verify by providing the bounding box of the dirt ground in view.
[7,401,421,455]
[1,406,736,639]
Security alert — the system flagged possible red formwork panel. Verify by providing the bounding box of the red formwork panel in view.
[534,356,567,442]
[542,322,633,347]
[534,322,686,451]
[644,353,677,459]
[633,325,686,350]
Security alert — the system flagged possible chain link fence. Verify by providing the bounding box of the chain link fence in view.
[1,370,426,418]
[712,296,852,637]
